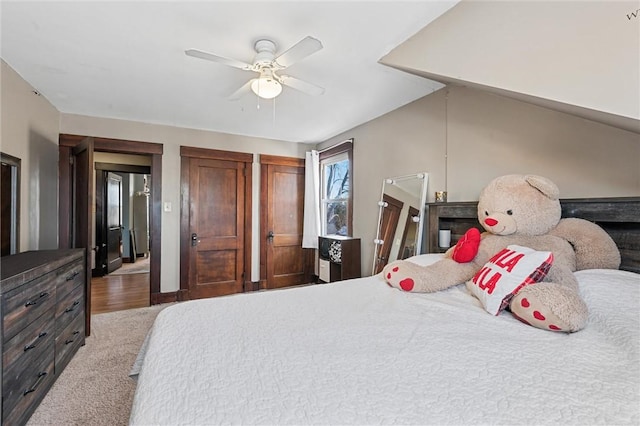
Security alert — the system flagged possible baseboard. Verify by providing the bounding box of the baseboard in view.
[151,291,178,304]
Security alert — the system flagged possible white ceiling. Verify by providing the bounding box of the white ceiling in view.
[1,1,459,144]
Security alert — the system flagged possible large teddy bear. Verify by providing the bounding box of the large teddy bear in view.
[383,174,621,332]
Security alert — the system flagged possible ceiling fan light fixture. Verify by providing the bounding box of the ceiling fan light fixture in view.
[251,77,282,99]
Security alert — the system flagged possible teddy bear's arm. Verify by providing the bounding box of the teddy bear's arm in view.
[383,258,482,293]
[550,218,621,270]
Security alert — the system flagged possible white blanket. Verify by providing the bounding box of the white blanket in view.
[130,256,639,425]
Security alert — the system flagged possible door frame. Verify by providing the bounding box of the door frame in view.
[58,134,164,303]
[1,152,21,256]
[179,146,253,300]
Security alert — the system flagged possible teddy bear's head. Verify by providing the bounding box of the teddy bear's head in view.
[477,174,561,237]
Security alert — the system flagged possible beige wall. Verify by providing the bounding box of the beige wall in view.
[0,60,60,251]
[60,113,312,292]
[381,1,640,121]
[4,57,640,291]
[320,85,640,276]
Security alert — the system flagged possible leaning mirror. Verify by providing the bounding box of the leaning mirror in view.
[372,173,428,274]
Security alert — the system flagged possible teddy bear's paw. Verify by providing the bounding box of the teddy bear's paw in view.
[382,261,421,292]
[452,228,481,263]
[509,283,588,332]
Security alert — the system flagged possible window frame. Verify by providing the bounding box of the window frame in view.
[319,140,353,237]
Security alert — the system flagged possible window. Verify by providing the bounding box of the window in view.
[320,140,353,236]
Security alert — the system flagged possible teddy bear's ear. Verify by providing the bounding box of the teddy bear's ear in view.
[524,175,560,200]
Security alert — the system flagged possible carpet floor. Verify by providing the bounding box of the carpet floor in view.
[27,303,171,426]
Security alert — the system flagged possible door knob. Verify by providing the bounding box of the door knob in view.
[191,233,200,246]
[267,231,274,242]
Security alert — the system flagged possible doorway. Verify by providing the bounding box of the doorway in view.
[59,134,163,329]
[1,152,20,256]
[91,161,152,314]
[94,163,151,277]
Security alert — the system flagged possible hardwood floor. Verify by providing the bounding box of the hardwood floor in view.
[91,272,150,314]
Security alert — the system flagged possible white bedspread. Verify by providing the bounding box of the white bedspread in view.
[130,258,639,425]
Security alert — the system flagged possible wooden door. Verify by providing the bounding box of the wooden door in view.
[72,137,94,336]
[261,155,313,289]
[94,170,107,276]
[106,172,123,273]
[374,193,403,274]
[181,147,252,299]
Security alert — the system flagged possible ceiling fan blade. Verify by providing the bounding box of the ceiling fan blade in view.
[185,49,253,70]
[274,36,323,69]
[228,79,256,100]
[279,75,325,96]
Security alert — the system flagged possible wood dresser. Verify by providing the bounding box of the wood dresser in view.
[1,249,85,425]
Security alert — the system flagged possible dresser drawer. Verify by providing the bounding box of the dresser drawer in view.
[55,312,85,374]
[2,276,56,344]
[54,258,84,301]
[2,310,55,382]
[55,283,84,334]
[2,349,55,425]
[1,249,86,425]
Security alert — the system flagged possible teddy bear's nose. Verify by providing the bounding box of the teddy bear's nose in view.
[484,218,498,227]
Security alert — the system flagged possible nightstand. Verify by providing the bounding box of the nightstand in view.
[426,202,481,253]
[318,236,361,282]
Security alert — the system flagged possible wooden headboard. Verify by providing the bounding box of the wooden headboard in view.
[426,197,640,274]
[560,198,640,274]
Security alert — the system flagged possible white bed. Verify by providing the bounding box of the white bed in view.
[129,254,639,425]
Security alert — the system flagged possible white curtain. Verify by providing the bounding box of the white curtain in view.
[302,150,321,248]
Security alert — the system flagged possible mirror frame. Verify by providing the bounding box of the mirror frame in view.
[372,172,428,274]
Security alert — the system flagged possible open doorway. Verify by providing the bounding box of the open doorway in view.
[94,161,151,277]
[91,158,152,314]
[1,152,20,256]
[58,134,163,324]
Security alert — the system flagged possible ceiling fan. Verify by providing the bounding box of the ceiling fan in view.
[186,36,325,100]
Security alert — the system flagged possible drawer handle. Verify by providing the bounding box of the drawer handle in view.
[24,331,48,351]
[23,371,48,396]
[64,300,81,313]
[66,271,80,281]
[65,330,80,345]
[25,292,50,307]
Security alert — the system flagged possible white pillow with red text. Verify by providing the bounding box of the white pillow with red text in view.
[466,245,554,315]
